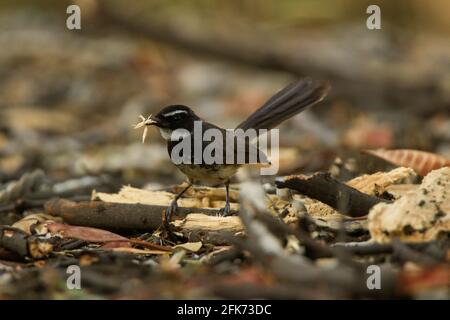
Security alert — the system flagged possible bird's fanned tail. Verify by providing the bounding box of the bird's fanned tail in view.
[236,78,330,132]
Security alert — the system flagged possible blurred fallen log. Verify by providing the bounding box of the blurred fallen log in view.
[44,199,220,232]
[95,1,450,116]
[391,239,441,265]
[0,169,49,204]
[276,172,391,217]
[212,283,321,299]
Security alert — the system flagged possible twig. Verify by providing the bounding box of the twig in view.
[276,172,390,217]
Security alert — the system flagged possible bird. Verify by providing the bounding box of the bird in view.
[135,78,329,224]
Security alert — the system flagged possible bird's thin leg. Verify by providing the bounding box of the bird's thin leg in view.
[218,181,231,217]
[166,182,192,224]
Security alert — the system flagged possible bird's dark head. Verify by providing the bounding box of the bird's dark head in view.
[152,105,199,130]
[146,105,200,140]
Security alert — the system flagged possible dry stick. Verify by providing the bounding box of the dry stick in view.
[0,226,29,257]
[0,226,54,260]
[275,172,391,217]
[391,239,441,265]
[333,241,449,264]
[44,199,219,232]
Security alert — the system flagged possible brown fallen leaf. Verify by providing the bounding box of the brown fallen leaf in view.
[46,222,131,248]
[363,149,450,176]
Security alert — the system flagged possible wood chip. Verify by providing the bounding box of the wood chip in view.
[368,167,450,243]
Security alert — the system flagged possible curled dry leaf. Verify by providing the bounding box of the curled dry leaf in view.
[12,213,62,234]
[46,222,131,248]
[363,149,450,176]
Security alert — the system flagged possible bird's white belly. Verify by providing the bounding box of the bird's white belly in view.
[176,164,240,185]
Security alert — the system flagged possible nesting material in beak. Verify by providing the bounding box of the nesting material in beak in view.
[134,114,157,143]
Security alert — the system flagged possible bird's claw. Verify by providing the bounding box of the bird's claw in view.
[217,202,231,217]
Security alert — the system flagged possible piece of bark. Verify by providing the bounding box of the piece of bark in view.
[384,184,419,199]
[346,167,417,196]
[0,226,53,259]
[276,172,391,217]
[172,213,244,245]
[44,199,219,232]
[368,167,450,243]
[0,226,28,258]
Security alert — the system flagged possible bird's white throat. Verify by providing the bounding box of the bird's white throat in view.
[159,128,190,140]
[159,128,172,140]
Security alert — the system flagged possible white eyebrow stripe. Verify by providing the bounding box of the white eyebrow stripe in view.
[163,110,188,117]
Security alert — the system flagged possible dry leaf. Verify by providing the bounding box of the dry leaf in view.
[364,149,450,176]
[12,213,62,234]
[173,241,203,252]
[46,222,131,248]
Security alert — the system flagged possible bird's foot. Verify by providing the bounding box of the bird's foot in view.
[217,202,231,217]
[163,200,180,241]
[165,199,178,223]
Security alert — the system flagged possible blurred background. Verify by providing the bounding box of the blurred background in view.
[0,0,449,194]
